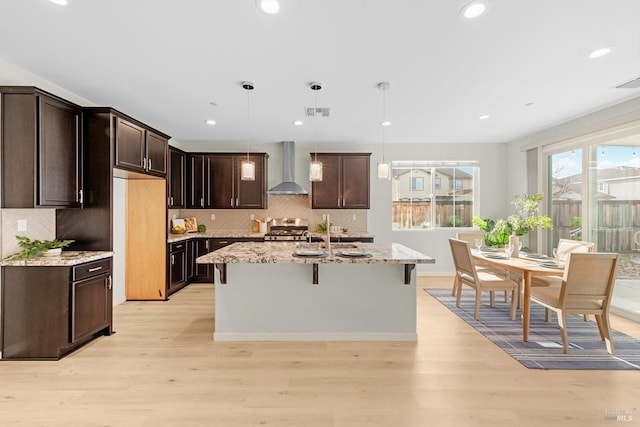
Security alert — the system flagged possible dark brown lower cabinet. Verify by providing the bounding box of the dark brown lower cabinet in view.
[168,242,187,294]
[189,239,214,283]
[171,237,264,291]
[1,258,113,360]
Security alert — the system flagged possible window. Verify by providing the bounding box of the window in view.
[411,177,424,191]
[391,160,479,230]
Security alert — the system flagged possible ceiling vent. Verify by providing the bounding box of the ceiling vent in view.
[616,76,640,89]
[305,107,331,117]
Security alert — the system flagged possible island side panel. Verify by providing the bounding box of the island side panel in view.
[213,263,416,341]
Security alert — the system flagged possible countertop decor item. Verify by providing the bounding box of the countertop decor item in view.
[3,236,74,261]
[184,217,198,232]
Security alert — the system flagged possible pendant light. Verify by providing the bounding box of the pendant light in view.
[309,81,323,182]
[377,81,391,180]
[241,81,256,181]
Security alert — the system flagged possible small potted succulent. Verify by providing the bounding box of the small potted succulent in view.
[3,236,74,260]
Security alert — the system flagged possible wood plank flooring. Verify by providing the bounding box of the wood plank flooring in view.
[1,276,638,427]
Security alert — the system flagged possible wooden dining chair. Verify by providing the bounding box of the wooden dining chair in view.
[452,232,510,302]
[448,238,518,320]
[531,239,595,288]
[529,252,619,354]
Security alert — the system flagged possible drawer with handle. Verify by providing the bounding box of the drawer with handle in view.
[72,258,112,282]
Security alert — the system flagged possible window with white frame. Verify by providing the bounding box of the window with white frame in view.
[391,160,479,229]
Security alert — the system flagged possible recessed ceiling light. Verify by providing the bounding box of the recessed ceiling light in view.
[381,121,391,127]
[293,120,303,126]
[478,114,490,120]
[209,101,218,107]
[525,102,535,107]
[460,1,488,19]
[587,47,612,59]
[205,119,216,125]
[256,0,280,14]
[49,0,68,5]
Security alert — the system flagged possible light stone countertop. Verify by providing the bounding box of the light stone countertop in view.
[168,230,375,243]
[1,251,114,267]
[196,242,434,265]
[167,231,265,243]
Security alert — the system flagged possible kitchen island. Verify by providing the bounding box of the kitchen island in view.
[197,242,434,341]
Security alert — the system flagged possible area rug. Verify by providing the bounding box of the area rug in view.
[425,288,640,370]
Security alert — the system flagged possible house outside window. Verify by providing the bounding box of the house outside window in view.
[391,161,478,229]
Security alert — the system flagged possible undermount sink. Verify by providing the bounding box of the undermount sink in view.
[322,243,359,249]
[303,243,358,250]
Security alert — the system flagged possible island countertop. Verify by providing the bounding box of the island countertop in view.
[1,251,114,267]
[196,242,434,265]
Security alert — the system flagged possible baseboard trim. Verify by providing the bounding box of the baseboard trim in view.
[213,332,418,342]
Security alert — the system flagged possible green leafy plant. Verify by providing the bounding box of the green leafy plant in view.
[3,236,74,261]
[315,223,328,233]
[472,193,553,246]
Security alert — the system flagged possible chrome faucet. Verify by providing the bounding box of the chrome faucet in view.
[324,215,332,255]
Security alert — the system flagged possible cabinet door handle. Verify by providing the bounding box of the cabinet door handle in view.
[88,266,103,272]
[236,198,239,207]
[201,197,204,208]
[171,254,175,265]
[78,189,83,204]
[143,157,147,170]
[107,276,112,290]
[175,244,183,249]
[148,158,152,171]
[170,196,174,206]
[230,198,234,207]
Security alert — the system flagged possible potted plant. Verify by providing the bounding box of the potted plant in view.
[473,193,553,254]
[3,236,74,261]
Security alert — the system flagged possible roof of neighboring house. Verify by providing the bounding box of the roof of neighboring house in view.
[393,167,473,180]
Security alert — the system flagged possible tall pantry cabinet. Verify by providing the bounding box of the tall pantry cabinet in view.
[57,107,169,300]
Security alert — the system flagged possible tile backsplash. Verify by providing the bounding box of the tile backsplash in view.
[1,209,56,258]
[173,195,367,233]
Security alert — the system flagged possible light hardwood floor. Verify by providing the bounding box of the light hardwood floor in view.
[1,276,638,427]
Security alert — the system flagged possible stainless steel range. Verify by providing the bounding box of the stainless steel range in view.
[264,218,309,241]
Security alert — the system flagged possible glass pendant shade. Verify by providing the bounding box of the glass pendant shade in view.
[241,159,256,181]
[377,162,391,180]
[309,160,323,182]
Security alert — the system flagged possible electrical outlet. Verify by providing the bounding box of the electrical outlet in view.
[352,214,357,221]
[18,219,27,231]
[250,214,255,221]
[211,214,216,221]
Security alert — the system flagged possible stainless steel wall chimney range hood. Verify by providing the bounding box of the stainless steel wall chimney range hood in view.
[268,141,309,195]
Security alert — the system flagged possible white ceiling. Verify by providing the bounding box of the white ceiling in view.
[1,0,639,146]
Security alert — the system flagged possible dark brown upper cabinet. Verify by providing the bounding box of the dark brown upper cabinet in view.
[311,153,371,209]
[114,116,168,177]
[188,153,268,209]
[1,86,82,208]
[168,146,186,208]
[187,154,208,209]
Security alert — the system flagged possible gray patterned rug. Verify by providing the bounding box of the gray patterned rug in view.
[425,288,640,370]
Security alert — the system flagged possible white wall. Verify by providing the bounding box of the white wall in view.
[112,178,127,305]
[0,57,96,106]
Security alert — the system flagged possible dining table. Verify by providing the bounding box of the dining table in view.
[471,249,565,342]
